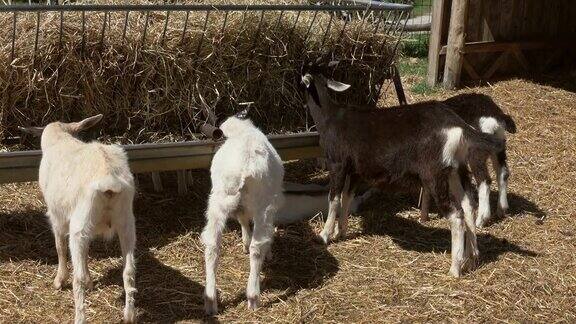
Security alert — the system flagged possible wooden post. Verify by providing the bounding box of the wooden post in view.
[427,0,447,86]
[151,172,163,192]
[443,0,469,89]
[177,170,188,195]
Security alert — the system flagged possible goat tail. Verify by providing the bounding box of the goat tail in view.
[91,175,124,196]
[464,127,505,154]
[500,114,517,134]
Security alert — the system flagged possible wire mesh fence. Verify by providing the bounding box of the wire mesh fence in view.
[391,0,431,57]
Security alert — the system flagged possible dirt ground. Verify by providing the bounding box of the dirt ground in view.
[1,72,575,323]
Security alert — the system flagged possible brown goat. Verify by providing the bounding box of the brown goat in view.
[301,63,505,277]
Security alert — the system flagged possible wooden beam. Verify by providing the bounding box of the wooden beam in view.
[511,46,530,71]
[483,50,509,79]
[443,0,470,89]
[462,56,480,79]
[426,0,447,87]
[439,40,576,55]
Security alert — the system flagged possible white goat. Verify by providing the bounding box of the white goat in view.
[20,115,136,324]
[201,115,284,315]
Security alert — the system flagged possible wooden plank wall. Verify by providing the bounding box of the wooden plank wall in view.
[465,0,576,42]
[433,0,576,82]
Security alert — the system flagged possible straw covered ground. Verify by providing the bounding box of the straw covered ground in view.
[0,2,401,147]
[0,71,575,322]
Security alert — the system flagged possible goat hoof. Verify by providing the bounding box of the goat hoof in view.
[85,279,94,290]
[204,296,218,316]
[496,207,507,218]
[317,232,330,245]
[247,296,259,310]
[334,230,347,241]
[53,276,66,290]
[475,217,486,229]
[449,266,461,278]
[123,306,136,324]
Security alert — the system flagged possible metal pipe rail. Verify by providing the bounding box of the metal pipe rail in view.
[0,132,321,184]
[0,3,413,13]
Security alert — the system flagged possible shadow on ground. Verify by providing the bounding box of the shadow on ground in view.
[358,190,539,265]
[217,221,339,311]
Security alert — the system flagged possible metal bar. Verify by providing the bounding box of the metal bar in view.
[180,10,189,43]
[141,11,150,47]
[160,10,170,46]
[99,11,107,50]
[196,11,210,55]
[289,11,300,37]
[0,132,322,183]
[320,13,333,48]
[10,12,16,62]
[122,10,129,44]
[274,10,284,30]
[251,10,265,49]
[335,17,349,47]
[0,4,413,13]
[303,11,317,43]
[81,11,85,54]
[33,12,40,59]
[351,7,369,62]
[59,10,63,49]
[219,11,229,34]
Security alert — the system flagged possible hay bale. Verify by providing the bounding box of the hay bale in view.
[0,4,402,146]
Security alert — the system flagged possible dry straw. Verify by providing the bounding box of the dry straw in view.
[0,2,403,146]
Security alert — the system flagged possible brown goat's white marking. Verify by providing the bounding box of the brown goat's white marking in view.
[442,127,466,168]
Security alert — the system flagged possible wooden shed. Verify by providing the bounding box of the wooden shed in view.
[426,0,576,88]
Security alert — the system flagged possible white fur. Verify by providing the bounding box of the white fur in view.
[479,117,506,139]
[201,117,284,315]
[449,170,479,273]
[31,117,136,324]
[442,127,466,167]
[492,155,510,217]
[476,181,491,228]
[275,183,367,225]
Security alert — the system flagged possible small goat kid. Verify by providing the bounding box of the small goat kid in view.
[20,115,136,324]
[420,94,517,228]
[201,115,284,314]
[301,63,505,277]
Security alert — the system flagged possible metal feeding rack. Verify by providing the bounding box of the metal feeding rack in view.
[0,2,412,185]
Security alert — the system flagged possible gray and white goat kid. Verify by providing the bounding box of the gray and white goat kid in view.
[20,115,136,324]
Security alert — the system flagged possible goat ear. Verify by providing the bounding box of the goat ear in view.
[71,114,103,132]
[301,74,313,88]
[328,60,340,68]
[326,79,351,92]
[18,126,45,137]
[235,107,251,119]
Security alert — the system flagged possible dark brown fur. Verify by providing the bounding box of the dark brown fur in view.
[301,68,505,226]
